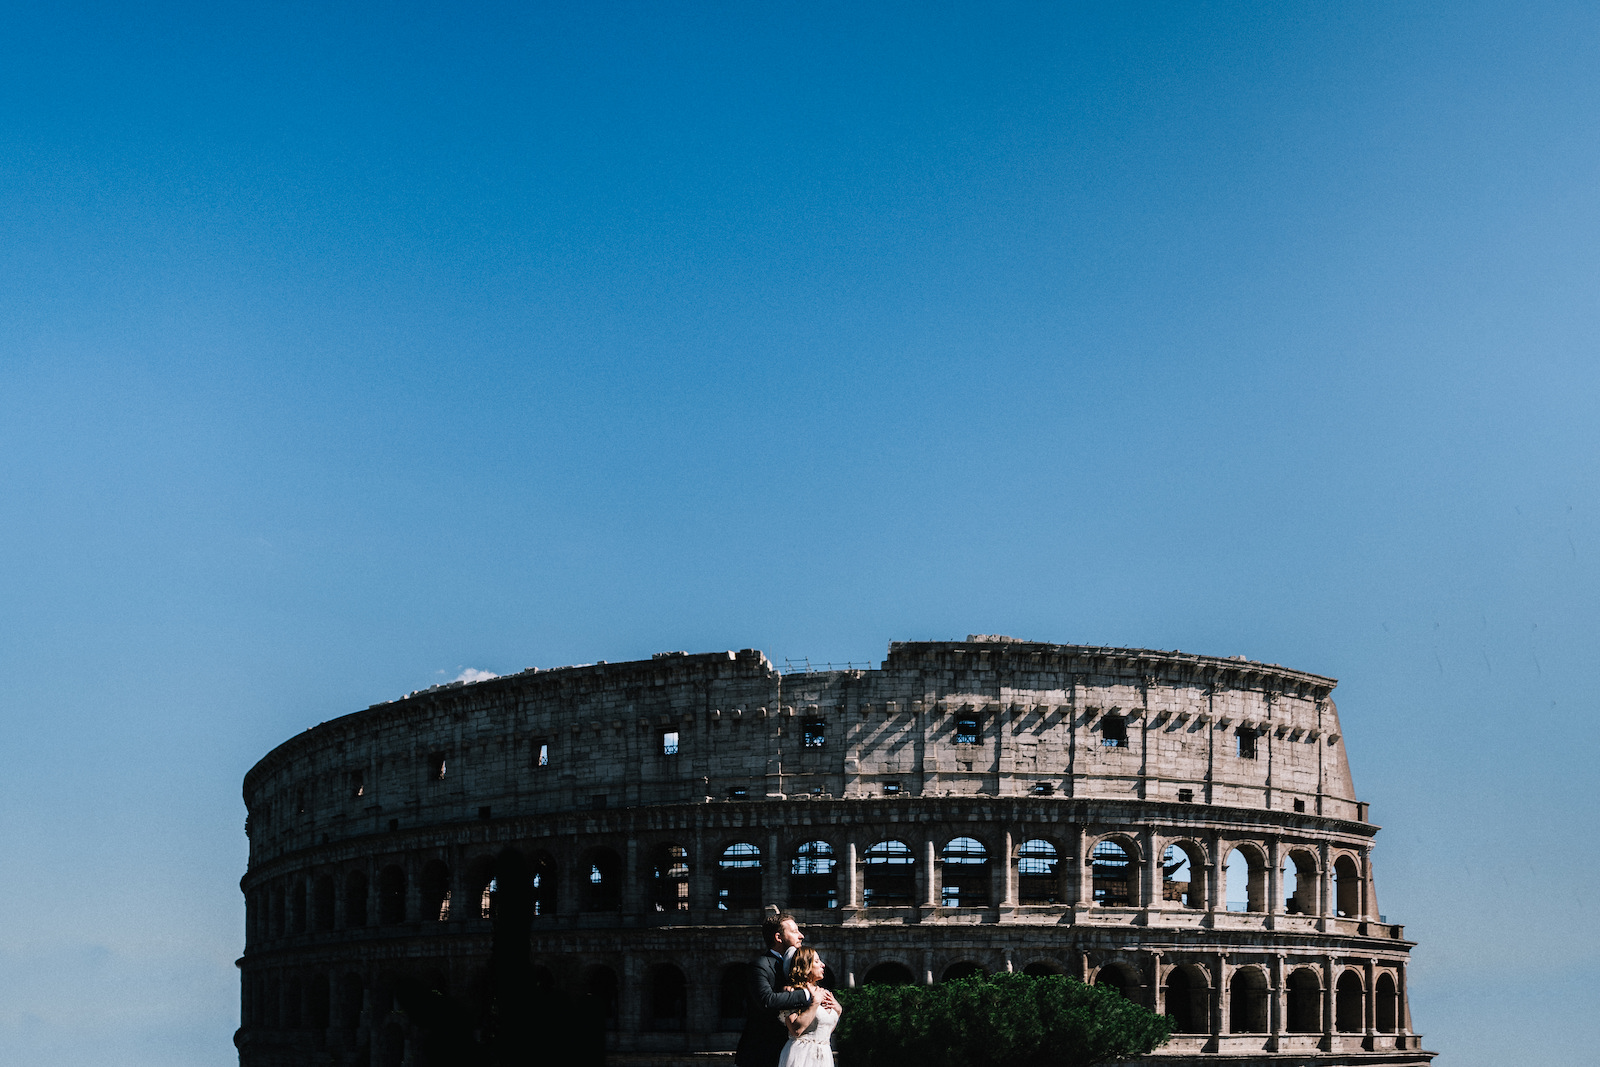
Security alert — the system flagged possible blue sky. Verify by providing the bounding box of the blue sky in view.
[3,3,1598,1063]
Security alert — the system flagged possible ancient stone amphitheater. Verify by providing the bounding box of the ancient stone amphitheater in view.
[238,638,1432,1066]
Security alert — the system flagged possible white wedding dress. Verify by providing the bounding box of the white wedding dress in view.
[777,1002,839,1067]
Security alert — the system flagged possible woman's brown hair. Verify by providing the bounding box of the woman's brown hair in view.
[786,946,820,987]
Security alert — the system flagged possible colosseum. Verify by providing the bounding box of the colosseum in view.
[238,637,1434,1066]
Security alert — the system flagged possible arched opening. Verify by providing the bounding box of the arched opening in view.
[650,843,690,912]
[531,851,558,916]
[718,962,751,1028]
[265,975,281,1029]
[1228,968,1268,1033]
[466,855,497,919]
[307,972,330,1030]
[1162,843,1203,908]
[1017,839,1060,904]
[1284,850,1318,915]
[647,964,687,1031]
[291,880,307,935]
[584,965,619,1030]
[716,842,762,910]
[1092,839,1133,906]
[941,961,985,982]
[377,866,407,925]
[789,840,838,909]
[1376,972,1398,1033]
[1224,847,1266,912]
[1287,968,1321,1032]
[1334,856,1361,918]
[313,875,336,931]
[420,860,451,922]
[1163,965,1207,1033]
[1094,962,1139,1002]
[286,976,304,1029]
[376,1021,405,1067]
[1022,960,1063,977]
[343,871,368,928]
[862,961,914,986]
[270,885,286,938]
[940,837,990,907]
[580,848,623,912]
[339,973,364,1033]
[1336,970,1365,1032]
[862,840,915,906]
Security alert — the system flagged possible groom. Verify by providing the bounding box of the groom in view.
[735,908,839,1067]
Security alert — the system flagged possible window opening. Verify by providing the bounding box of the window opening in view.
[1293,798,1306,812]
[1101,714,1128,748]
[1030,782,1054,795]
[803,721,825,748]
[661,730,679,756]
[651,844,690,912]
[862,839,915,906]
[789,840,838,909]
[1017,839,1060,904]
[429,752,447,780]
[532,737,549,769]
[726,786,747,799]
[1236,728,1257,759]
[881,781,901,795]
[716,842,762,910]
[350,771,364,799]
[1162,844,1200,908]
[955,718,979,745]
[1092,840,1132,905]
[1177,788,1194,803]
[940,836,989,907]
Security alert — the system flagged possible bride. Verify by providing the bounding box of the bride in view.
[777,947,842,1067]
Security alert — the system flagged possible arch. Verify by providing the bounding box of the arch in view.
[376,1020,406,1067]
[1376,972,1398,1033]
[420,860,451,922]
[716,842,762,910]
[312,874,336,931]
[1228,967,1268,1033]
[339,972,364,1032]
[647,963,687,1031]
[377,865,407,925]
[270,884,286,938]
[290,879,307,935]
[584,965,619,1030]
[1016,838,1060,904]
[1091,838,1134,906]
[466,855,498,919]
[1021,959,1064,977]
[1334,855,1361,918]
[1224,845,1267,913]
[265,974,281,1029]
[718,962,751,1027]
[940,837,989,908]
[531,850,558,916]
[1286,967,1321,1032]
[789,839,838,910]
[862,961,914,986]
[650,843,691,912]
[343,870,368,928]
[940,961,985,983]
[1336,969,1365,1032]
[1284,849,1319,915]
[1094,961,1140,1002]
[1163,964,1208,1033]
[862,840,915,906]
[580,847,623,912]
[306,971,330,1030]
[285,975,304,1029]
[1161,842,1204,909]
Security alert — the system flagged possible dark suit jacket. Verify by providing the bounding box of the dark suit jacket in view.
[735,951,812,1067]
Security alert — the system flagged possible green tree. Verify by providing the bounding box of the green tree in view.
[835,972,1172,1067]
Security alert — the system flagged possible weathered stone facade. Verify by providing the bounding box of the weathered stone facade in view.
[238,638,1433,1066]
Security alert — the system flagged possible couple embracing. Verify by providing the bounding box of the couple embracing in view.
[735,908,843,1067]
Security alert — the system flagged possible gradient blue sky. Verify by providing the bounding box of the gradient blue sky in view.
[3,3,1598,1064]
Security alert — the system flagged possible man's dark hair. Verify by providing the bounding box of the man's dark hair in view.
[761,908,797,943]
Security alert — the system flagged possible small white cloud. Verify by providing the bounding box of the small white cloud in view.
[453,668,498,684]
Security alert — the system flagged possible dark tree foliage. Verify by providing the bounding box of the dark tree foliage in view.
[835,972,1172,1067]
